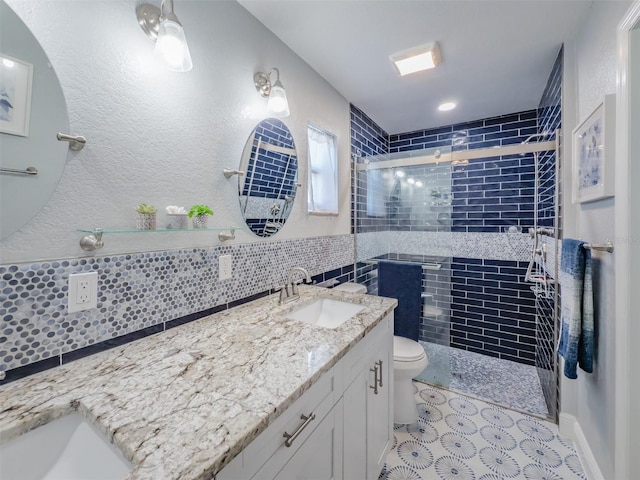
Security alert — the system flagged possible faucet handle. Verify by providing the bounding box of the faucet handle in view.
[275,284,289,304]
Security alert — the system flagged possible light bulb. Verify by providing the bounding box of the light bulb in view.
[267,80,290,117]
[155,19,192,72]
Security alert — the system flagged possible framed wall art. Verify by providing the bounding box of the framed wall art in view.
[572,94,616,203]
[0,54,33,137]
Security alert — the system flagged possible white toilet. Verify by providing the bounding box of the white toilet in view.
[333,283,429,425]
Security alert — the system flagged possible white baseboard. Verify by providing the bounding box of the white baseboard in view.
[558,413,605,480]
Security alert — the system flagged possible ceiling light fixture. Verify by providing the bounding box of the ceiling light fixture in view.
[438,102,456,112]
[390,42,441,76]
[254,68,290,117]
[137,0,193,72]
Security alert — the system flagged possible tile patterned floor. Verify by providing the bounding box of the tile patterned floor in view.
[418,342,550,418]
[382,382,586,480]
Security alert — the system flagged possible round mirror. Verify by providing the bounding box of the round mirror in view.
[238,118,298,237]
[0,2,69,240]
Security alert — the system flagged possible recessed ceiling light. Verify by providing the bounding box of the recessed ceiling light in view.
[2,58,15,69]
[407,178,415,184]
[390,42,441,76]
[395,170,405,178]
[438,102,456,112]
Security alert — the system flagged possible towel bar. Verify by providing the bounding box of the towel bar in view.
[583,242,614,253]
[361,259,442,270]
[0,166,38,176]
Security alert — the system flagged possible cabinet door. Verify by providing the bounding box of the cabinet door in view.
[273,401,343,480]
[366,334,393,480]
[342,367,368,479]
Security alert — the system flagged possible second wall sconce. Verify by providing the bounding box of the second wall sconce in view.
[254,68,290,117]
[137,0,193,72]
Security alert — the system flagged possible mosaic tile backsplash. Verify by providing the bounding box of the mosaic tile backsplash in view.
[0,234,354,373]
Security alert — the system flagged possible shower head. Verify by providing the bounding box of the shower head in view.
[522,131,551,144]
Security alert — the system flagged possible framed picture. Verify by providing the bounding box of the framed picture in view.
[572,94,616,203]
[0,54,33,137]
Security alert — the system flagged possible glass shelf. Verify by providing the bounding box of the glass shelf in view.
[77,226,244,251]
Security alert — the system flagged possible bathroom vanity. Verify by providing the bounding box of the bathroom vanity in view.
[0,286,395,480]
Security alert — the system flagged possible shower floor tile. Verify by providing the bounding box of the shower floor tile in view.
[381,382,586,480]
[418,342,550,418]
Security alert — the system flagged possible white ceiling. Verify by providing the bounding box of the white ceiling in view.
[238,0,593,134]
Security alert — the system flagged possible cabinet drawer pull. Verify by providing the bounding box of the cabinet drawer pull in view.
[370,365,379,395]
[283,413,316,447]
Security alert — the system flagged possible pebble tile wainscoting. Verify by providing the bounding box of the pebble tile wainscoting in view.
[0,235,354,382]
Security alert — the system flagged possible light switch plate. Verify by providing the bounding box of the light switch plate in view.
[68,272,98,313]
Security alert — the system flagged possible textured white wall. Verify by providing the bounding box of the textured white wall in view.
[1,0,351,264]
[560,2,631,479]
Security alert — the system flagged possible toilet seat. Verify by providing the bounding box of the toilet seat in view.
[393,336,426,362]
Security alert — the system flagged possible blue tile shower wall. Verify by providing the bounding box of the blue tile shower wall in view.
[389,110,538,153]
[351,104,389,233]
[0,235,354,382]
[242,118,297,199]
[350,104,389,158]
[451,258,537,365]
[392,110,539,234]
[451,154,535,233]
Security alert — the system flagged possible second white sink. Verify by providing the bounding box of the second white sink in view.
[286,298,365,329]
[0,413,132,480]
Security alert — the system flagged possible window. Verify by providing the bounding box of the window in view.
[307,124,338,214]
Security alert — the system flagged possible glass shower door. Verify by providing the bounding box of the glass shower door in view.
[353,148,453,389]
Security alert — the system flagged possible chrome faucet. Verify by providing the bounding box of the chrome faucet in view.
[278,267,312,304]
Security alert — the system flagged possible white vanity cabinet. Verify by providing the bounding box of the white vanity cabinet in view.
[342,314,393,480]
[216,314,392,480]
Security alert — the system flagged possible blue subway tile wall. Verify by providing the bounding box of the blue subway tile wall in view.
[0,235,354,382]
[351,104,390,234]
[392,110,539,235]
[451,154,535,233]
[389,110,538,153]
[450,258,537,365]
[351,104,389,158]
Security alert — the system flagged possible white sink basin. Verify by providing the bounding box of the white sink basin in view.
[0,413,132,480]
[286,298,365,329]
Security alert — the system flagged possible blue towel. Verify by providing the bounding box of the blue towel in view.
[377,260,422,341]
[558,239,594,379]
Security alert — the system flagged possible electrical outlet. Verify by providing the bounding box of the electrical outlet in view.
[219,255,232,281]
[68,272,98,313]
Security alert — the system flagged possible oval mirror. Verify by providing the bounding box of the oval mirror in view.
[238,118,298,237]
[0,2,69,240]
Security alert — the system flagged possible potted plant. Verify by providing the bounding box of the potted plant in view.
[136,203,157,230]
[188,205,213,229]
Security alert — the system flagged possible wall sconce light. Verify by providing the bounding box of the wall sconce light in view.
[254,68,290,117]
[136,0,193,72]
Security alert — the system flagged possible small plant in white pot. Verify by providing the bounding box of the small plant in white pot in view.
[188,205,213,229]
[136,203,157,230]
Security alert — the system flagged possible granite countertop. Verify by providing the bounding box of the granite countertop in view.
[0,285,396,480]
